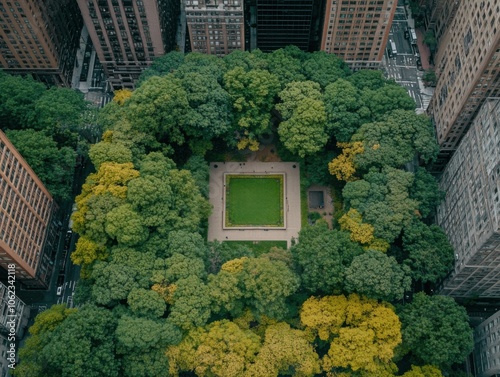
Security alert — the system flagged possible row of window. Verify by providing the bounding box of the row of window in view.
[0,217,40,268]
[0,151,52,218]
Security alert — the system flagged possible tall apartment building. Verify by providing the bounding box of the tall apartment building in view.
[185,0,244,56]
[473,310,500,377]
[427,0,500,170]
[0,0,83,86]
[436,99,500,299]
[251,0,324,53]
[0,281,30,375]
[0,130,58,289]
[77,0,180,89]
[0,282,29,337]
[320,0,397,70]
[416,0,459,43]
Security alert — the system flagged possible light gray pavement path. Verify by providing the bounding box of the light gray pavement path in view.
[207,162,301,248]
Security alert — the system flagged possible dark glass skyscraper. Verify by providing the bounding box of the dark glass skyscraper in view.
[253,0,324,52]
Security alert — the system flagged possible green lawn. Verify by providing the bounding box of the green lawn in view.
[226,175,283,227]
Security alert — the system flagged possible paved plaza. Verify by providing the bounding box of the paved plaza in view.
[207,162,301,248]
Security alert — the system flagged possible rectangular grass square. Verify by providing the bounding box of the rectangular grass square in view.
[225,174,284,227]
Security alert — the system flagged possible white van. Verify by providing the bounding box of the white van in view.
[390,40,397,56]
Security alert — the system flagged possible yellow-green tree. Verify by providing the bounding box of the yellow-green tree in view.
[71,162,139,262]
[70,236,108,265]
[300,294,401,374]
[13,305,76,377]
[112,88,133,105]
[338,208,375,245]
[73,162,139,231]
[328,142,364,181]
[208,256,300,320]
[401,365,443,377]
[247,322,321,377]
[166,320,261,377]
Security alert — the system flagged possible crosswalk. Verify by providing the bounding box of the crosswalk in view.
[56,280,78,308]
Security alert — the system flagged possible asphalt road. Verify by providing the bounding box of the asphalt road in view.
[18,161,94,318]
[383,4,427,111]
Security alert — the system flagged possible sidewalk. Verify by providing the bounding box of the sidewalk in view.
[415,28,432,70]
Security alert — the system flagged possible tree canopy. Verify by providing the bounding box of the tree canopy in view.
[301,294,402,374]
[398,293,474,369]
[402,221,454,284]
[342,167,419,243]
[5,129,76,202]
[13,48,465,377]
[291,222,363,294]
[344,250,411,301]
[277,81,328,157]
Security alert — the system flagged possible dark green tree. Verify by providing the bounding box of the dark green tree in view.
[90,249,157,306]
[37,305,119,377]
[410,167,445,219]
[344,250,411,301]
[124,76,190,145]
[399,293,474,370]
[0,72,45,129]
[173,52,227,83]
[347,69,388,91]
[116,315,182,377]
[361,85,415,120]
[127,288,166,318]
[180,72,233,153]
[222,49,269,72]
[13,305,77,377]
[209,256,300,320]
[302,51,351,88]
[402,221,454,284]
[127,152,211,236]
[291,221,363,294]
[324,78,370,142]
[265,46,306,87]
[32,87,88,147]
[169,275,213,330]
[352,110,439,170]
[343,167,419,243]
[5,129,76,202]
[137,51,185,85]
[183,155,210,198]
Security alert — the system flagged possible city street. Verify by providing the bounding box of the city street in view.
[17,162,93,319]
[382,2,434,113]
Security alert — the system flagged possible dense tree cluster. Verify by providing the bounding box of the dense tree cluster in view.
[0,70,97,202]
[14,48,473,377]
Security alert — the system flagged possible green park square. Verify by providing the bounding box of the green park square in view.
[225,174,284,227]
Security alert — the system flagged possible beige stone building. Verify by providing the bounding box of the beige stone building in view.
[77,0,180,89]
[473,309,500,377]
[436,99,500,298]
[185,0,244,56]
[320,0,397,70]
[0,0,82,86]
[0,130,58,288]
[427,0,500,170]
